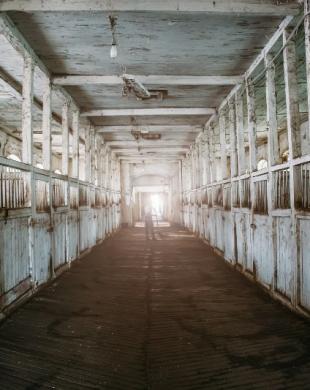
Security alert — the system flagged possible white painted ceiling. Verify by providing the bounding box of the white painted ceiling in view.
[0,3,301,172]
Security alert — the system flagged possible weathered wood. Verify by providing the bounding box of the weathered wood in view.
[21,54,34,165]
[53,74,243,86]
[283,28,301,159]
[228,100,237,177]
[209,121,216,183]
[246,78,257,172]
[204,128,211,185]
[106,140,189,147]
[96,125,202,133]
[90,126,96,184]
[235,93,245,175]
[61,102,69,175]
[219,111,228,180]
[82,108,215,117]
[0,14,80,114]
[71,109,79,178]
[84,125,91,182]
[265,53,279,166]
[42,78,52,170]
[304,0,310,143]
[283,28,301,306]
[0,0,300,15]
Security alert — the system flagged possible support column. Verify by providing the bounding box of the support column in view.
[72,109,79,178]
[235,92,245,175]
[283,27,300,308]
[219,110,228,179]
[21,54,34,165]
[61,102,69,175]
[265,53,279,166]
[246,78,257,172]
[42,78,52,170]
[228,100,237,177]
[90,126,96,184]
[209,122,216,183]
[84,124,91,182]
[283,28,301,159]
[304,0,310,142]
[204,128,211,185]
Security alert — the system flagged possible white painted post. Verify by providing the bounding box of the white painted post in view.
[283,27,300,307]
[283,28,301,159]
[209,121,216,183]
[21,54,34,164]
[61,101,69,175]
[84,124,91,182]
[235,92,245,175]
[246,78,257,172]
[228,100,237,177]
[98,137,104,188]
[42,78,52,170]
[72,109,79,178]
[304,0,310,143]
[265,53,279,166]
[203,130,210,185]
[90,126,95,184]
[219,110,228,179]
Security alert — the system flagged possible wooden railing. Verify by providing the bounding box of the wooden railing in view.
[0,164,30,209]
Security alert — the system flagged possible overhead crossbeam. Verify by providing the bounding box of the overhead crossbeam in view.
[95,125,202,133]
[81,108,215,117]
[53,75,243,86]
[112,147,188,153]
[106,140,189,147]
[0,0,300,16]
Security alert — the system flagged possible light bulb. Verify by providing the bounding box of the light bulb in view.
[110,43,117,58]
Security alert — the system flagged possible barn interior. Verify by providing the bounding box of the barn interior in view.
[1,1,310,388]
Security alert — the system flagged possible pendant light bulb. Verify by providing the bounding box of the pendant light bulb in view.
[110,43,117,58]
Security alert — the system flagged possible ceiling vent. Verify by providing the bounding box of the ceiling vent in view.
[122,75,168,101]
[131,130,161,140]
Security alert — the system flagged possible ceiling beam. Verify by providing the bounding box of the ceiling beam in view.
[81,108,215,117]
[0,1,300,16]
[119,158,181,163]
[107,140,189,147]
[113,148,188,153]
[96,125,202,133]
[0,14,79,112]
[53,74,243,86]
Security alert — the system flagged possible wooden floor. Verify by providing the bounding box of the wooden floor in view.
[0,226,310,389]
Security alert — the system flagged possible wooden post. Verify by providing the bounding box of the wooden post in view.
[209,122,216,183]
[246,78,257,172]
[196,143,201,188]
[90,126,96,184]
[98,137,104,188]
[84,124,91,182]
[304,0,310,143]
[203,129,210,185]
[219,110,228,179]
[21,54,34,164]
[235,92,245,175]
[72,109,79,178]
[228,100,237,177]
[61,102,69,175]
[283,27,300,307]
[265,53,279,166]
[42,78,52,170]
[283,28,301,159]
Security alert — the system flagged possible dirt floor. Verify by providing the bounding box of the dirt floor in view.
[0,226,310,389]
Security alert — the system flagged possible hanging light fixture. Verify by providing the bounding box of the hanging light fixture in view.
[109,15,118,59]
[110,43,117,58]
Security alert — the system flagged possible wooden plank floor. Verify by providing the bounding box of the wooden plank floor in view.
[0,226,310,389]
